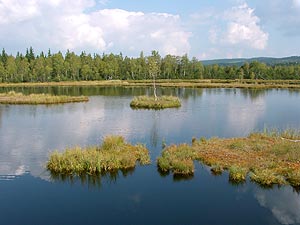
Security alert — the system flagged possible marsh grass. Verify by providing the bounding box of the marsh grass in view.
[0,91,88,104]
[130,95,181,109]
[250,169,286,187]
[157,144,198,175]
[2,79,300,89]
[229,166,248,182]
[47,136,151,175]
[157,131,300,187]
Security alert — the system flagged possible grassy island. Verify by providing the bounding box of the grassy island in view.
[47,136,151,175]
[157,131,300,187]
[0,91,88,104]
[130,96,181,109]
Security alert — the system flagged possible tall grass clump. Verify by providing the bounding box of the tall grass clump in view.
[130,95,181,109]
[0,91,88,104]
[157,144,198,175]
[47,136,151,175]
[228,166,248,183]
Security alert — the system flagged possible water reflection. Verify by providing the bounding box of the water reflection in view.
[1,87,300,182]
[255,187,300,225]
[226,92,266,136]
[0,86,205,99]
[150,111,160,147]
[2,86,300,225]
[240,88,267,100]
[157,165,195,182]
[49,168,135,189]
[0,107,2,127]
[0,90,300,183]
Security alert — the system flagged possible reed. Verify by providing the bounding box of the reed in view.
[130,95,181,109]
[47,136,151,175]
[0,91,88,104]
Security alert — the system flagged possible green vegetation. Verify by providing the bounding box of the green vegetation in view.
[130,96,181,109]
[2,79,300,89]
[0,91,88,104]
[157,131,300,187]
[47,136,151,175]
[157,144,198,175]
[0,47,300,84]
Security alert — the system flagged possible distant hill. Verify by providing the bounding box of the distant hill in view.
[201,56,300,66]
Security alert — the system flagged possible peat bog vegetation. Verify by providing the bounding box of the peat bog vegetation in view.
[2,79,300,89]
[157,130,300,187]
[0,91,88,104]
[47,136,151,175]
[130,95,181,109]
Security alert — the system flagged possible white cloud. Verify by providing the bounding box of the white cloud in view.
[223,3,268,50]
[90,9,191,55]
[0,0,190,56]
[0,0,39,24]
[190,3,269,59]
[293,0,300,8]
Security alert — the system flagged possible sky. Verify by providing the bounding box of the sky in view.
[0,0,299,59]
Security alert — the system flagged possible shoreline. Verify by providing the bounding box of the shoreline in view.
[0,79,300,89]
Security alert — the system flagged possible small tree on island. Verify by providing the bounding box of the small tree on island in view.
[148,50,160,101]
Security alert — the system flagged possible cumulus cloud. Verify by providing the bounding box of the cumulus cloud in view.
[0,0,39,24]
[223,3,268,50]
[90,9,191,55]
[191,2,269,50]
[0,0,190,55]
[190,3,269,59]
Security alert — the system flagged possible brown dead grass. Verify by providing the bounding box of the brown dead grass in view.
[158,132,300,187]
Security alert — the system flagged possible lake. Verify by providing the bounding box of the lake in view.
[0,86,300,225]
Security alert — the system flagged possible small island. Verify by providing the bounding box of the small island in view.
[157,130,300,187]
[0,91,89,104]
[129,51,181,110]
[130,95,181,109]
[47,136,151,175]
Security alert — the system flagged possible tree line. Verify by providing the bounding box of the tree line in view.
[0,47,299,83]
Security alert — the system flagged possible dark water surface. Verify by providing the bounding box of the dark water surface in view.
[0,86,300,225]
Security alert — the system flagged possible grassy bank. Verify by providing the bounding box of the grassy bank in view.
[47,136,151,175]
[130,96,181,109]
[0,91,88,104]
[1,79,300,89]
[157,131,300,187]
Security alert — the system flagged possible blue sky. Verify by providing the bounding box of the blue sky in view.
[0,0,299,59]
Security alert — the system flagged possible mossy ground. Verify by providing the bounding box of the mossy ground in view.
[157,131,300,187]
[130,95,181,109]
[0,91,88,104]
[47,136,151,175]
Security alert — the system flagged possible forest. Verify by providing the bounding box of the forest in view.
[0,47,300,83]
